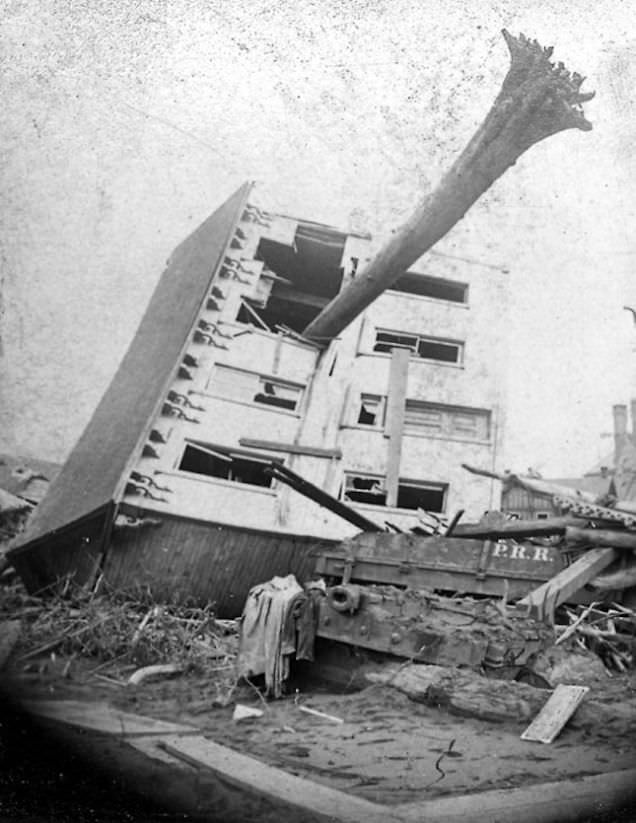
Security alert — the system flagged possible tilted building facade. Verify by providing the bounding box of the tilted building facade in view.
[10,183,508,612]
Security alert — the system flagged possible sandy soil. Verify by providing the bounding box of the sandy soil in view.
[6,650,636,809]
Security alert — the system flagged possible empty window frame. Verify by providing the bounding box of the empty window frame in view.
[397,480,447,513]
[357,394,386,427]
[209,366,303,412]
[342,473,387,505]
[373,330,463,364]
[178,442,279,488]
[341,472,447,512]
[253,377,302,411]
[404,400,491,441]
[390,272,468,303]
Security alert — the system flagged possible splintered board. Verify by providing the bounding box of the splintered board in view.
[521,684,589,744]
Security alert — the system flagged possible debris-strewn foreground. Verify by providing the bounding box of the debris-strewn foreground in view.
[2,571,636,815]
[1,578,238,700]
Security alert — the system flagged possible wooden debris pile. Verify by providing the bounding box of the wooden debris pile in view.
[555,601,636,673]
[0,579,239,684]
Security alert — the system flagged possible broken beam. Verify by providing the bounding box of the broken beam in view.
[518,548,617,623]
[265,463,383,532]
[565,526,636,550]
[239,438,342,460]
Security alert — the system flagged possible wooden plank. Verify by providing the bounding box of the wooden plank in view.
[521,684,589,744]
[519,548,617,622]
[239,438,342,459]
[271,285,330,309]
[103,511,329,615]
[384,347,409,507]
[150,734,403,823]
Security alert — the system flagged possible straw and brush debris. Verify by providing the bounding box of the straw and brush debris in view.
[0,577,239,687]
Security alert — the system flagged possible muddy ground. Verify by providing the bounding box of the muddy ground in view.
[4,644,636,815]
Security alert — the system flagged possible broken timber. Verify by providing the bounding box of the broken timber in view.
[264,463,383,532]
[564,526,636,550]
[519,548,618,623]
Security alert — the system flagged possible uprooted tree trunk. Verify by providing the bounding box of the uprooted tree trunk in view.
[365,663,632,731]
[303,30,594,343]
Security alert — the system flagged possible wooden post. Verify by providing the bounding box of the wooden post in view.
[384,347,410,507]
[303,31,593,343]
[519,548,617,622]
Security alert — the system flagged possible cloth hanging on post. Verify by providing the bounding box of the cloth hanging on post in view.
[237,575,323,697]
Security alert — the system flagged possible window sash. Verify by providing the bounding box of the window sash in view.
[404,400,490,440]
[341,472,447,512]
[373,329,463,364]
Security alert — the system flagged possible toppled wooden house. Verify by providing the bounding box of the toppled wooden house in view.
[8,186,509,613]
[8,31,598,616]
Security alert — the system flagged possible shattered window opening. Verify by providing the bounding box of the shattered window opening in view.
[253,378,302,411]
[397,481,447,512]
[178,443,280,488]
[342,472,447,512]
[373,330,463,364]
[389,271,468,304]
[243,225,346,334]
[357,394,386,427]
[235,300,271,331]
[342,473,387,505]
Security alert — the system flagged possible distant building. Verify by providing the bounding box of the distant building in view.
[10,184,508,611]
[0,454,60,547]
[501,402,636,519]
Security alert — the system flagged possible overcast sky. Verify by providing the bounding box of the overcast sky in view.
[1,0,635,477]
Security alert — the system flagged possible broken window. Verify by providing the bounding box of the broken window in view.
[241,223,346,333]
[357,394,386,426]
[208,366,303,412]
[373,330,463,364]
[396,481,447,512]
[236,300,271,331]
[373,331,418,354]
[178,443,278,488]
[535,511,551,520]
[253,378,302,411]
[389,272,468,303]
[342,474,387,505]
[341,472,447,512]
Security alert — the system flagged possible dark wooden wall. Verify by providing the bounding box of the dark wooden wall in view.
[101,510,338,616]
[10,507,110,594]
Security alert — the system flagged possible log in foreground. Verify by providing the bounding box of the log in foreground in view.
[303,30,594,343]
[364,664,622,730]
